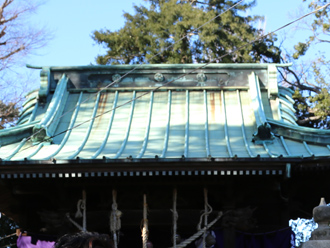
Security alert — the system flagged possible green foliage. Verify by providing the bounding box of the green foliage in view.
[92,0,280,65]
[310,88,330,120]
[294,0,330,59]
[292,89,307,113]
[293,42,310,59]
[0,100,20,130]
[290,56,330,128]
[292,89,313,126]
[308,59,330,127]
[284,1,330,128]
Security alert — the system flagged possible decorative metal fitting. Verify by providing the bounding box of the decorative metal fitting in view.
[154,72,165,82]
[112,74,121,83]
[196,72,207,82]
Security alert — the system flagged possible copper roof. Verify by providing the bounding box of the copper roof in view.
[1,63,330,165]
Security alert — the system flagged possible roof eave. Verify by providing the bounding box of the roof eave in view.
[268,119,330,145]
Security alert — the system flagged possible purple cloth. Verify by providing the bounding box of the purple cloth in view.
[17,235,55,248]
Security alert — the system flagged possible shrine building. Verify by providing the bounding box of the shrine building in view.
[1,63,330,248]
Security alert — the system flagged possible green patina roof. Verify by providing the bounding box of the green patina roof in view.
[1,63,330,166]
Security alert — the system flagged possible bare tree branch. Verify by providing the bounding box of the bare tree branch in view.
[296,116,322,126]
[0,0,51,129]
[278,67,321,93]
[0,0,49,71]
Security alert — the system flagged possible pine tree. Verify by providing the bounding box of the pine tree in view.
[92,0,281,65]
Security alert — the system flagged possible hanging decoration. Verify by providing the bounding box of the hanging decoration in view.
[141,194,149,248]
[68,190,87,232]
[110,189,122,248]
[169,188,222,248]
[172,188,178,248]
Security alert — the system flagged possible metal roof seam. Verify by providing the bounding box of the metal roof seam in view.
[3,138,27,161]
[236,90,255,158]
[184,90,189,158]
[30,74,69,144]
[263,142,281,158]
[48,91,70,133]
[90,91,118,159]
[281,114,298,126]
[160,90,171,158]
[43,92,83,160]
[279,105,297,121]
[21,91,38,107]
[67,92,101,160]
[221,90,233,158]
[27,102,39,124]
[279,91,295,104]
[248,71,267,126]
[37,74,68,129]
[276,98,282,122]
[25,143,44,160]
[18,100,36,118]
[113,91,136,159]
[279,98,296,113]
[303,141,315,156]
[136,91,154,159]
[280,136,292,156]
[16,115,30,126]
[204,90,211,157]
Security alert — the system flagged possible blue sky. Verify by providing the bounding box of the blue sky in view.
[26,0,309,68]
[27,0,147,67]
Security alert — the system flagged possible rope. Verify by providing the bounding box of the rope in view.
[82,190,87,232]
[69,190,87,232]
[142,194,149,248]
[110,189,122,248]
[197,189,213,231]
[75,199,83,218]
[203,188,210,248]
[142,226,148,248]
[168,212,223,248]
[172,188,178,248]
[0,233,16,241]
[66,213,84,231]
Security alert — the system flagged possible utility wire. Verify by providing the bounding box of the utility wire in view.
[9,1,330,157]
